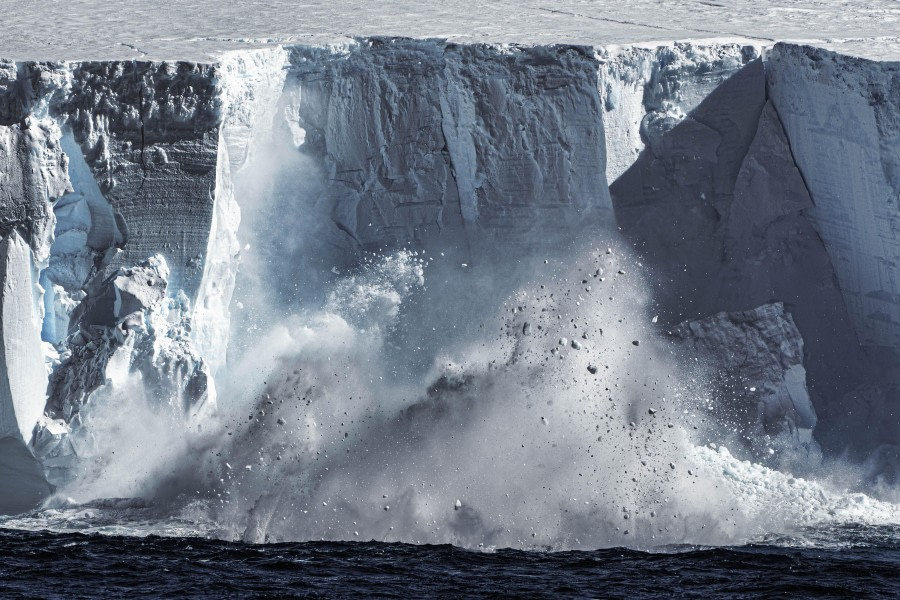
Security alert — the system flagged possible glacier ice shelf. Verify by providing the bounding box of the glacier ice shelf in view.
[0,30,896,518]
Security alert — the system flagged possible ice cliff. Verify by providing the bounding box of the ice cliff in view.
[290,42,610,250]
[0,37,896,512]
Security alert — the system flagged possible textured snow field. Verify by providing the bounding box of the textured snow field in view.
[0,0,897,61]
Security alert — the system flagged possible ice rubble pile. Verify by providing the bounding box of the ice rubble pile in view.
[33,255,213,488]
[0,38,896,512]
[673,303,818,459]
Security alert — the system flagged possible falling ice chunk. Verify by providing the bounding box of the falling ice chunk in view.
[455,499,462,510]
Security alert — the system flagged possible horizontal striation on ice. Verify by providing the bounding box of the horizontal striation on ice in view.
[56,61,220,299]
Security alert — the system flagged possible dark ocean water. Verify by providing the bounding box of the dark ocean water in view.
[1,526,899,598]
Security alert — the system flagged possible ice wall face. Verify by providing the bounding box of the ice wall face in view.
[604,43,897,454]
[609,52,768,312]
[768,45,900,352]
[764,44,900,452]
[192,48,287,373]
[599,43,762,182]
[0,62,70,513]
[290,40,610,253]
[0,62,69,434]
[0,61,70,256]
[0,233,50,442]
[0,59,228,506]
[57,61,220,298]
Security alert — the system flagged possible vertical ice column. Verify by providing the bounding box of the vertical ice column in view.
[0,64,72,512]
[0,232,48,443]
[193,48,289,374]
[0,230,54,517]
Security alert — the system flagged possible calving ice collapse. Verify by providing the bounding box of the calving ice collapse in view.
[0,3,897,550]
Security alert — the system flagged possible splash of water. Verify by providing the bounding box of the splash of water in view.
[195,243,897,549]
[4,242,898,548]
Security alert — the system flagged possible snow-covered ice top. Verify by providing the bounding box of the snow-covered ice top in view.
[0,0,897,61]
